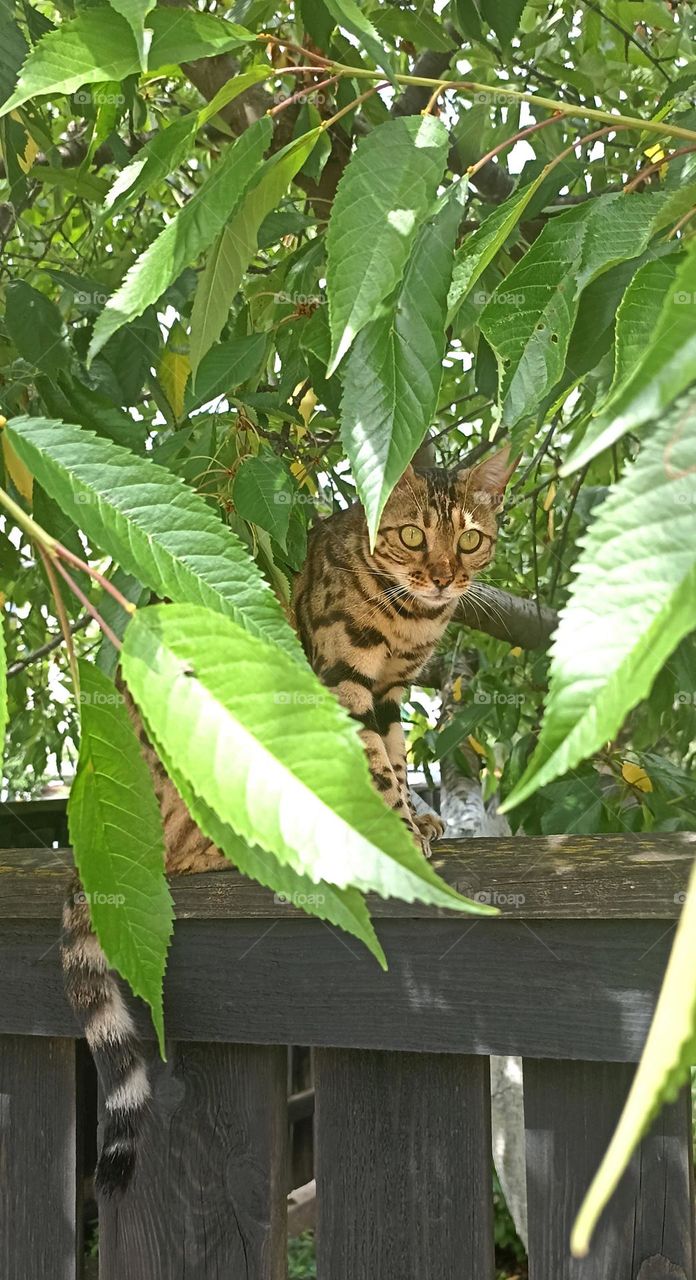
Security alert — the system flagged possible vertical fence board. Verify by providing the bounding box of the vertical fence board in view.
[315,1048,494,1280]
[524,1059,696,1280]
[99,1042,287,1280]
[0,1034,82,1280]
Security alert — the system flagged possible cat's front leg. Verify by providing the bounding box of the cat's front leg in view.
[374,688,443,854]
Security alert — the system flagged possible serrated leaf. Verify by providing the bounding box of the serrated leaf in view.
[158,319,190,421]
[68,660,172,1055]
[326,115,450,374]
[480,189,696,428]
[1,432,33,502]
[233,455,294,549]
[0,7,254,115]
[189,128,321,374]
[6,415,304,664]
[197,64,271,127]
[122,603,494,914]
[107,0,155,70]
[322,0,397,84]
[187,332,268,410]
[341,181,465,543]
[151,733,387,967]
[0,9,27,104]
[447,173,549,323]
[104,115,198,219]
[502,400,696,810]
[88,117,272,362]
[480,0,527,43]
[562,240,696,475]
[572,857,696,1255]
[5,279,68,376]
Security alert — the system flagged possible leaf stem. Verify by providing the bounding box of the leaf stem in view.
[260,33,332,68]
[268,73,342,118]
[468,112,564,176]
[321,84,387,131]
[0,483,58,555]
[51,556,123,653]
[37,544,81,697]
[55,544,137,615]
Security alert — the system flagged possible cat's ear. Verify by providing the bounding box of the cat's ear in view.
[459,446,518,511]
[399,463,417,483]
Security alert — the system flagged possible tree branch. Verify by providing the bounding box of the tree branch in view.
[455,586,557,649]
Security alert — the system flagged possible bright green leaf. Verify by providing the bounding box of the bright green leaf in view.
[187,332,268,410]
[502,398,696,810]
[341,181,466,543]
[103,115,198,218]
[562,241,696,475]
[233,455,295,549]
[197,64,271,127]
[122,603,495,913]
[326,115,450,374]
[480,189,696,428]
[68,660,172,1055]
[108,0,155,70]
[572,856,696,1255]
[88,117,272,362]
[189,128,321,374]
[322,0,397,84]
[5,416,304,664]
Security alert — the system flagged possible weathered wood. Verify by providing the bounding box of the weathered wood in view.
[0,1035,82,1280]
[315,1048,494,1279]
[524,1059,696,1280]
[287,1179,316,1237]
[0,916,675,1062]
[0,834,693,920]
[99,1042,287,1280]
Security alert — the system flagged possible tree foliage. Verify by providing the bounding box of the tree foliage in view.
[1,0,696,1251]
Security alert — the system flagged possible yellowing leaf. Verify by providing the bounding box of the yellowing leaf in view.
[11,115,39,175]
[621,761,653,792]
[509,646,522,657]
[468,734,486,757]
[2,432,33,501]
[298,386,317,427]
[158,320,191,420]
[290,460,317,494]
[543,481,557,511]
[452,675,463,702]
[644,143,667,178]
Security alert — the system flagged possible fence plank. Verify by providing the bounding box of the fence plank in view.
[315,1048,494,1280]
[524,1059,696,1280]
[0,1035,82,1280]
[99,1042,287,1280]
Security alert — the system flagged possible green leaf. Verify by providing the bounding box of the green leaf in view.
[5,280,68,376]
[562,241,696,475]
[341,181,466,543]
[104,115,198,219]
[233,455,294,550]
[0,8,28,104]
[107,0,154,70]
[572,856,696,1255]
[5,416,304,664]
[196,64,271,127]
[373,5,454,50]
[68,660,172,1055]
[187,332,268,410]
[0,7,253,117]
[480,0,527,43]
[447,173,550,324]
[480,189,696,428]
[122,603,495,913]
[326,115,450,374]
[151,732,387,966]
[502,399,696,810]
[189,128,321,374]
[322,0,397,85]
[88,117,272,362]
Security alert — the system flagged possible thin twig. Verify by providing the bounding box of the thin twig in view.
[55,543,136,615]
[268,74,341,118]
[37,546,81,696]
[7,614,91,679]
[468,112,564,177]
[51,558,123,652]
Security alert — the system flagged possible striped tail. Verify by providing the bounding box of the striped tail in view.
[61,882,151,1196]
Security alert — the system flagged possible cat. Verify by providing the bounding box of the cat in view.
[60,445,514,1196]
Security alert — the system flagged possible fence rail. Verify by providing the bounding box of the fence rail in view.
[0,820,694,1279]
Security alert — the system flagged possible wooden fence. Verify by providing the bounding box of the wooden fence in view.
[0,801,694,1279]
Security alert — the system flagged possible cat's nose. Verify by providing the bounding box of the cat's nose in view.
[431,569,454,588]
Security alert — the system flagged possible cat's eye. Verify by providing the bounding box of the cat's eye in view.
[400,524,425,549]
[458,528,483,553]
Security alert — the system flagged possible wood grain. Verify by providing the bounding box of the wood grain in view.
[0,833,693,920]
[316,1048,494,1279]
[99,1042,287,1280]
[524,1059,696,1280]
[0,1035,82,1280]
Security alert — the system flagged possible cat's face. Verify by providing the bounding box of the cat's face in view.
[370,449,515,603]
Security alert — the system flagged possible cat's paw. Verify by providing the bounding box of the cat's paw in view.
[413,811,445,843]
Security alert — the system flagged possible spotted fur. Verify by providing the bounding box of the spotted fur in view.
[61,447,513,1195]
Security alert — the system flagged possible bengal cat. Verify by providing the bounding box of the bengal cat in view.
[61,447,514,1195]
